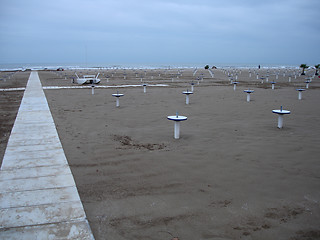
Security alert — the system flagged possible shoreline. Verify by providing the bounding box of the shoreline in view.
[0,63,307,72]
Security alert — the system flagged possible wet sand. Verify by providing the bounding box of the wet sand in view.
[2,68,320,239]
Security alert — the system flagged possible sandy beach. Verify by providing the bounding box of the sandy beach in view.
[0,71,30,164]
[1,67,320,239]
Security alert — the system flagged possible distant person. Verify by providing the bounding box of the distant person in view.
[258,65,261,69]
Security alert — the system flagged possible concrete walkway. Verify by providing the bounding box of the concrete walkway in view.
[0,71,94,239]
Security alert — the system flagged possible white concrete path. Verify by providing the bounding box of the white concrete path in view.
[0,71,95,239]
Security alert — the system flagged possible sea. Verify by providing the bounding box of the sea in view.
[0,62,301,71]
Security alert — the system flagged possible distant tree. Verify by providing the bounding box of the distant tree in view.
[315,64,320,75]
[204,65,209,69]
[300,64,309,75]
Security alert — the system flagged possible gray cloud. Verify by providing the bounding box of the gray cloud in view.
[0,0,319,65]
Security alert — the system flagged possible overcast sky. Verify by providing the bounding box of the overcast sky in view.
[0,0,319,66]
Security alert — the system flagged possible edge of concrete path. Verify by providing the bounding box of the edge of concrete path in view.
[0,71,95,239]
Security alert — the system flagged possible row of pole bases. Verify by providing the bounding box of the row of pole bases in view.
[244,88,307,102]
[167,105,292,140]
[234,79,311,90]
[242,89,306,102]
[89,80,307,139]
